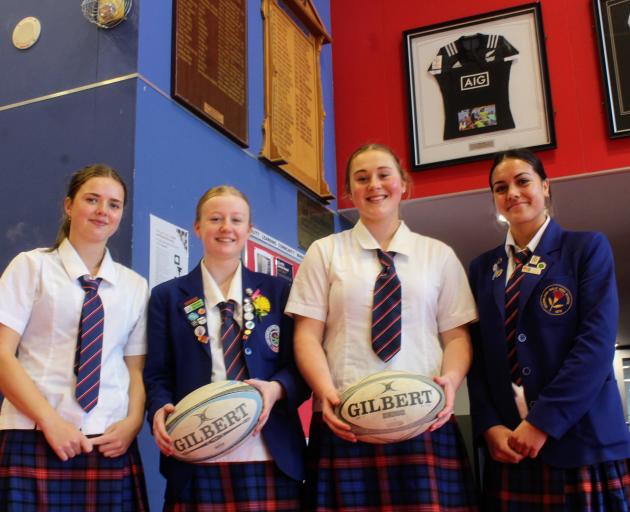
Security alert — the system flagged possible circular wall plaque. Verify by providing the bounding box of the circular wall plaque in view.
[12,17,41,50]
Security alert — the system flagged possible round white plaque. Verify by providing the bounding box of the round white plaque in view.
[12,17,41,50]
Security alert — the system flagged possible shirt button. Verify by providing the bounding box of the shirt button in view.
[244,347,253,356]
[522,366,531,376]
[517,333,527,343]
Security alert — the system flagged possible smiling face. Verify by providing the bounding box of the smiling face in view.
[195,193,252,262]
[490,157,549,232]
[348,149,407,227]
[64,176,125,247]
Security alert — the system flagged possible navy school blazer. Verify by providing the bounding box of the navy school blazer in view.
[143,264,310,493]
[467,219,630,468]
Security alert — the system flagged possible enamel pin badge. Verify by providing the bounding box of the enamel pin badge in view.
[183,296,209,343]
[492,258,503,280]
[522,258,547,275]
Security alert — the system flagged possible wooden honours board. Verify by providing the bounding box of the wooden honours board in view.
[261,0,333,200]
[172,0,248,146]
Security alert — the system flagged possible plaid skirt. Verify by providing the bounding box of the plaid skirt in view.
[483,456,630,511]
[0,429,148,512]
[306,413,479,511]
[164,459,303,512]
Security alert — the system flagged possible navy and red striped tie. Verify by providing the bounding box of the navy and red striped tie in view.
[371,249,402,362]
[219,300,248,380]
[75,276,104,412]
[504,249,531,385]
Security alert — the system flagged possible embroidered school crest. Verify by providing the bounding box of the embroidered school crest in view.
[540,284,573,316]
[265,324,280,353]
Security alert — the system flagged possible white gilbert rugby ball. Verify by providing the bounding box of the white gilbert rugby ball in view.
[336,370,445,444]
[165,381,263,463]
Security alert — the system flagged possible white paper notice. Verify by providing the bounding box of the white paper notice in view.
[149,214,189,289]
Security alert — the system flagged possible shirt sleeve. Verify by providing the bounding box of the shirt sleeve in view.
[428,45,449,75]
[0,251,40,335]
[284,239,330,322]
[498,35,519,61]
[436,247,478,332]
[122,275,149,356]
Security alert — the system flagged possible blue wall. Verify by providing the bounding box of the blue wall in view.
[0,1,139,270]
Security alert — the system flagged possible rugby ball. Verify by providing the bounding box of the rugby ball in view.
[335,370,445,444]
[165,380,263,462]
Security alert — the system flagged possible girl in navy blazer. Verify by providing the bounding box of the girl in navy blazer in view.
[144,186,309,511]
[468,149,630,510]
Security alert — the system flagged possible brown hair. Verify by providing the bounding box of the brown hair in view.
[49,164,128,251]
[344,143,410,195]
[489,148,548,187]
[195,185,252,224]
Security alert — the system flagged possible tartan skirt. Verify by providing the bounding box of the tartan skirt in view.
[0,429,149,512]
[482,455,630,511]
[305,413,479,511]
[164,459,304,512]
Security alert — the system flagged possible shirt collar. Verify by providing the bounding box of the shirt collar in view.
[58,238,116,285]
[353,219,413,257]
[505,216,551,255]
[200,260,243,308]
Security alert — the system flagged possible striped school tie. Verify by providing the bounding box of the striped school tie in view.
[504,249,531,385]
[371,249,402,362]
[219,300,248,380]
[75,276,104,412]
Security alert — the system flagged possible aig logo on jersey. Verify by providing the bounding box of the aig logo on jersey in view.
[460,72,490,91]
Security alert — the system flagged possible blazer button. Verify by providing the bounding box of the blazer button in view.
[517,333,527,343]
[522,366,531,376]
[244,347,253,356]
[529,400,536,408]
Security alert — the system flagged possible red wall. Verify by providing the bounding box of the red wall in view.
[331,0,630,208]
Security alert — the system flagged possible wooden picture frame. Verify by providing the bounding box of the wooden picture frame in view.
[171,0,248,147]
[403,3,556,170]
[593,0,630,138]
[260,0,333,200]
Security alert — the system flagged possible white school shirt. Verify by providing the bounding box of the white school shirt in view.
[0,238,148,434]
[199,261,271,462]
[285,220,478,410]
[504,216,550,418]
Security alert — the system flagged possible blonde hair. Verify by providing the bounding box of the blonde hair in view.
[195,185,252,224]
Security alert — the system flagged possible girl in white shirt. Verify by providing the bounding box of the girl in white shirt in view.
[0,164,149,511]
[286,144,479,511]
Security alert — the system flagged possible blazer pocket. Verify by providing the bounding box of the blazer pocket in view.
[573,378,627,446]
[256,322,282,360]
[535,275,577,321]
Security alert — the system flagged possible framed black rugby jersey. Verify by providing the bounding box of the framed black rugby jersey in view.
[429,33,519,141]
[404,4,555,169]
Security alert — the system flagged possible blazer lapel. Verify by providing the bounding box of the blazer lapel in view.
[242,267,263,314]
[242,266,262,288]
[491,246,509,319]
[176,263,212,360]
[241,266,268,339]
[517,220,562,313]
